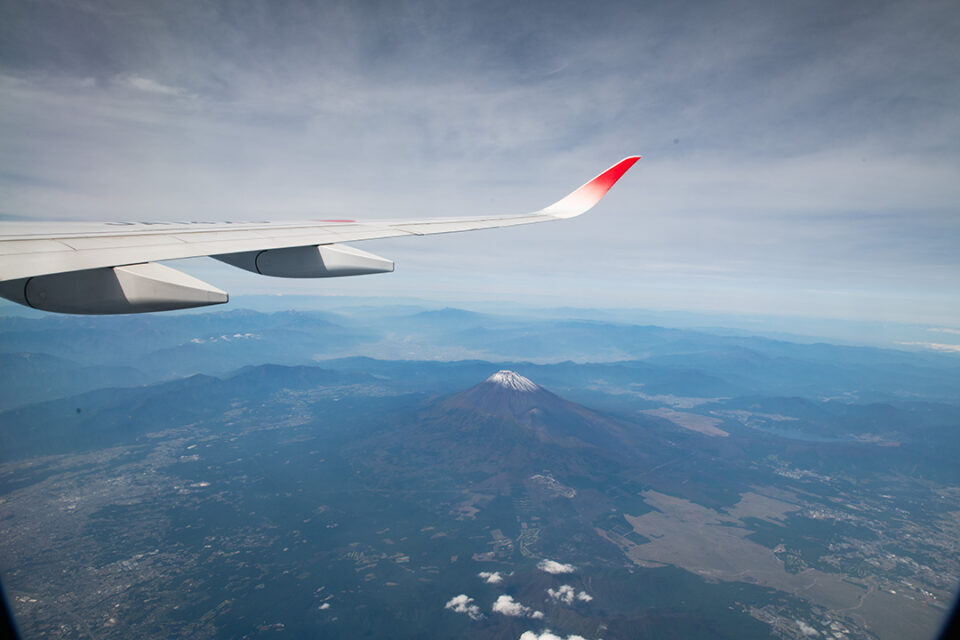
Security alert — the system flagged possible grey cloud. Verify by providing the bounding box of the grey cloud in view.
[1,0,958,325]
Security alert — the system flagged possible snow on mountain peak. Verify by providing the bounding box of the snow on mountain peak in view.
[486,370,539,392]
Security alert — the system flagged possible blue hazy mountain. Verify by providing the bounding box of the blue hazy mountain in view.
[0,365,380,460]
[3,307,959,411]
[0,309,375,379]
[0,351,148,409]
[1,307,959,639]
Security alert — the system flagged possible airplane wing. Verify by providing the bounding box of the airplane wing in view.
[0,156,640,314]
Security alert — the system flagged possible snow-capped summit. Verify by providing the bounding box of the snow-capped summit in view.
[486,370,539,392]
[447,370,551,418]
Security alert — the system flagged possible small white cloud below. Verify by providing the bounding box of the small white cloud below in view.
[492,595,542,619]
[318,602,331,610]
[547,585,575,605]
[929,328,960,335]
[519,631,590,640]
[537,559,576,574]
[445,594,483,620]
[190,333,259,344]
[547,585,593,605]
[478,571,503,584]
[796,620,820,636]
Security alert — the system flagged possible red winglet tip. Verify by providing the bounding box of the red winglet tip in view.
[589,156,642,195]
[541,156,640,218]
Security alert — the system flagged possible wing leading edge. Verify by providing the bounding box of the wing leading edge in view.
[0,156,640,314]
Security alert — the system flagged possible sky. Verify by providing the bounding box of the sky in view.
[1,0,959,335]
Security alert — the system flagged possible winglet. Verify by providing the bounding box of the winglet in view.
[540,156,641,219]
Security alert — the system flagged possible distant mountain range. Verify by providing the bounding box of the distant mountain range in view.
[3,307,958,415]
[2,306,959,484]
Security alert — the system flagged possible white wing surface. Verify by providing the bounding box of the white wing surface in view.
[0,156,639,314]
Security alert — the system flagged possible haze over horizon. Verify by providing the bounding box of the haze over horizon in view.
[1,0,958,328]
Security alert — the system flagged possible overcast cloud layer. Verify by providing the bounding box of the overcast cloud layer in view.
[1,0,958,326]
